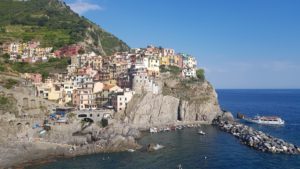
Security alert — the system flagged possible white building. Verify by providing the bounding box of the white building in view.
[132,75,161,94]
[162,48,175,56]
[61,81,75,104]
[182,68,196,78]
[183,56,197,69]
[111,89,135,112]
[72,75,93,87]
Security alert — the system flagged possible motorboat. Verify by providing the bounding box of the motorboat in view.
[198,130,206,135]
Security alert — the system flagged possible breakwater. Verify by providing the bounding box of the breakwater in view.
[213,117,300,154]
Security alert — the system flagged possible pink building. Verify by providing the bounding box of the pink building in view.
[30,73,42,84]
[72,83,96,110]
[177,55,184,68]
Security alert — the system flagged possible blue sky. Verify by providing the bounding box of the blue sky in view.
[65,0,300,89]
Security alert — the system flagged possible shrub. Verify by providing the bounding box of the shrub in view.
[101,118,108,127]
[196,69,205,81]
[0,65,5,72]
[159,65,181,75]
[4,79,19,89]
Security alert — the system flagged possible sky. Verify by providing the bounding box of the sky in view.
[65,0,300,89]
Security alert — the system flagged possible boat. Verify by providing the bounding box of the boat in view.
[244,115,285,125]
[197,130,206,135]
[153,144,164,150]
[150,127,158,133]
[127,149,135,152]
[163,127,171,132]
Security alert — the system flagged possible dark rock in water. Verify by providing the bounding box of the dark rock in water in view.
[213,116,300,155]
[147,143,156,152]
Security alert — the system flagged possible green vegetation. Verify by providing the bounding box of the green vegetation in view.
[0,53,10,63]
[0,96,9,105]
[0,54,69,78]
[196,69,205,81]
[3,78,18,89]
[11,57,70,79]
[0,0,129,54]
[160,65,181,75]
[101,118,108,127]
[0,95,18,115]
[0,65,5,72]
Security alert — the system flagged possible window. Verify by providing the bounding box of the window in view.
[119,108,122,111]
[90,114,92,117]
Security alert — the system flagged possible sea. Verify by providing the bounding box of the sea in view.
[29,89,300,169]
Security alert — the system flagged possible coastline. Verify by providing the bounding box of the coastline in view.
[4,121,209,169]
[5,118,300,169]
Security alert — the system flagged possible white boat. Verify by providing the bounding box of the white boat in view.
[150,127,158,133]
[198,130,206,135]
[127,149,135,152]
[244,116,285,125]
[153,144,164,150]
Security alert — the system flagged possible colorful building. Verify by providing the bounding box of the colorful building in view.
[111,89,135,112]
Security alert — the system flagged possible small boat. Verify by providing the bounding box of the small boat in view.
[198,130,206,135]
[163,127,171,132]
[176,126,183,130]
[244,115,285,125]
[150,127,158,133]
[127,149,135,152]
[153,144,164,150]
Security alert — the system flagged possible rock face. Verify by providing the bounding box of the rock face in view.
[124,93,180,128]
[213,115,300,154]
[124,77,222,129]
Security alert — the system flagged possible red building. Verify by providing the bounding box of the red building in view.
[54,45,82,58]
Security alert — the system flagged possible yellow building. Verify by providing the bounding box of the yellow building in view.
[48,85,62,101]
[160,55,170,66]
[148,57,160,77]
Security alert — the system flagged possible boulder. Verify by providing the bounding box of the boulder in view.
[221,112,234,122]
[147,143,156,152]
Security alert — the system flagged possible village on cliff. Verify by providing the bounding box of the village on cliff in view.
[1,41,202,124]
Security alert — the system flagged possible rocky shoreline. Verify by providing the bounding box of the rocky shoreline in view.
[213,116,300,154]
[0,121,142,169]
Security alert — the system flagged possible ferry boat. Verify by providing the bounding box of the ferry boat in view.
[244,116,285,125]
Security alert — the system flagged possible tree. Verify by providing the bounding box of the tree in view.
[196,69,205,81]
[101,118,108,127]
[1,53,10,63]
[78,48,85,54]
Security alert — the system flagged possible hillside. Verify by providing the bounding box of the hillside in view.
[0,0,130,55]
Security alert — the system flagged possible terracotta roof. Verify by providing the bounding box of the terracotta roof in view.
[103,84,115,90]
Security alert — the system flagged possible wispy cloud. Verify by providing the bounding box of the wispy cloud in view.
[67,0,103,15]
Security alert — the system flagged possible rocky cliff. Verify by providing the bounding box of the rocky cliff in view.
[123,75,222,129]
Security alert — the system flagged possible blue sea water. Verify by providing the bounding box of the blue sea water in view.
[29,89,300,169]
